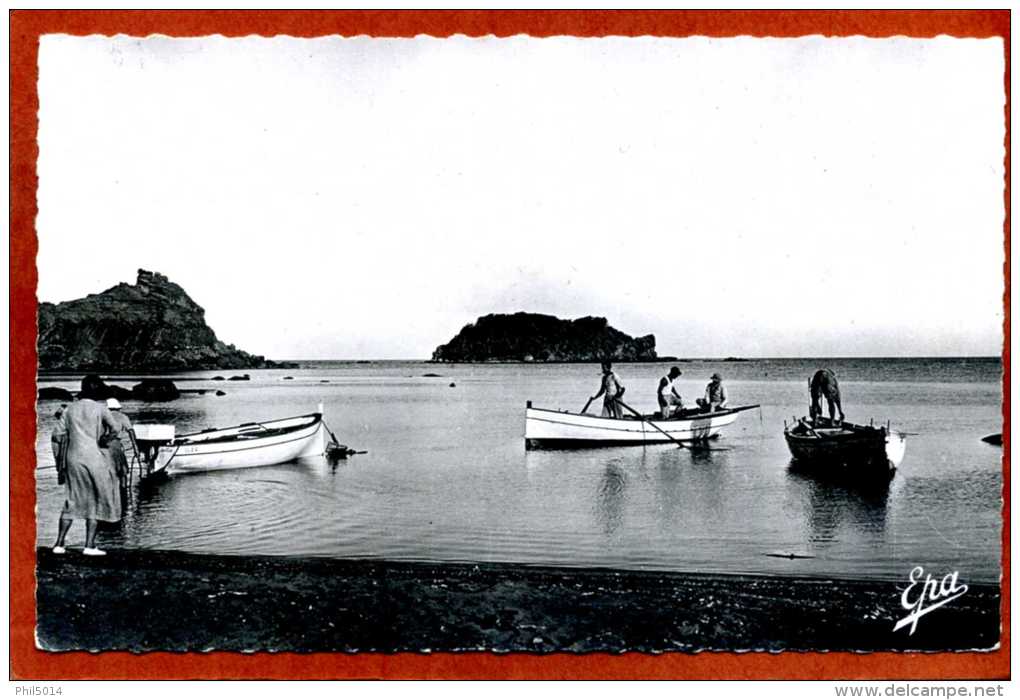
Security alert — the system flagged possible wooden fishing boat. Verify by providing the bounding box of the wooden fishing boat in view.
[134,411,326,477]
[524,401,759,449]
[784,417,906,475]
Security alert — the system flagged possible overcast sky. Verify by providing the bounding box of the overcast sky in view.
[36,35,1005,359]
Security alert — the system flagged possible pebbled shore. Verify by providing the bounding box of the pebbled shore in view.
[35,548,1000,653]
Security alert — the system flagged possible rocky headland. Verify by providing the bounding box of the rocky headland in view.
[431,313,657,363]
[37,269,296,372]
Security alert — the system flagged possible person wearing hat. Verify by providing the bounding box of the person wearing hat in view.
[698,373,728,413]
[105,398,132,435]
[657,366,684,419]
[104,398,135,518]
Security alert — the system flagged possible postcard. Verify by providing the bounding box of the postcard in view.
[10,10,1009,681]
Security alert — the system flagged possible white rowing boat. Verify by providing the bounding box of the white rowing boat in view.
[524,401,759,449]
[134,411,327,477]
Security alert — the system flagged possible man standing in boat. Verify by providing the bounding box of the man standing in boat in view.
[657,366,684,419]
[592,360,625,419]
[698,373,728,412]
[809,368,845,424]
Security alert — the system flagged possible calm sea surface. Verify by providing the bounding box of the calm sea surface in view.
[35,358,1004,583]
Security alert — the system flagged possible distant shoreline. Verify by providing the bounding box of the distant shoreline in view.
[35,355,1003,377]
[297,359,1003,365]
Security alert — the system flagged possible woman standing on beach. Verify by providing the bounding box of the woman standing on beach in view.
[51,375,122,556]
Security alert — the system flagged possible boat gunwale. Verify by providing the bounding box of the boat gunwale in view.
[783,420,900,444]
[172,412,322,446]
[527,413,736,436]
[783,431,889,445]
[525,437,710,449]
[166,427,324,459]
[525,404,759,424]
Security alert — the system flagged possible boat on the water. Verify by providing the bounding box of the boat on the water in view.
[524,401,759,449]
[133,410,327,477]
[783,416,906,475]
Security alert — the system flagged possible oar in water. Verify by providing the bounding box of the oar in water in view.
[615,399,687,450]
[765,551,815,560]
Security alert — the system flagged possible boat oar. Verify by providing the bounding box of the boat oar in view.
[616,399,687,450]
[580,396,595,414]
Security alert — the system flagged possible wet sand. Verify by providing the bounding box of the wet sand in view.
[36,548,1000,652]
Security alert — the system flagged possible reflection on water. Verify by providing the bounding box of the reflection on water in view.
[650,451,688,529]
[595,461,628,535]
[687,441,728,464]
[785,463,891,545]
[35,359,1003,582]
[120,457,340,552]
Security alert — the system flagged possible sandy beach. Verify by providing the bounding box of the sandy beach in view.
[35,548,1000,653]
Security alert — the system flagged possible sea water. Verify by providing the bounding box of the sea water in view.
[35,358,1003,583]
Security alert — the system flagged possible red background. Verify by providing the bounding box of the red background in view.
[9,10,1010,680]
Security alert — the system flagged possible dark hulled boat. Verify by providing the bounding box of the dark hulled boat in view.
[784,417,906,476]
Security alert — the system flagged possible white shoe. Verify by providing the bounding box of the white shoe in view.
[82,547,106,556]
[52,546,66,555]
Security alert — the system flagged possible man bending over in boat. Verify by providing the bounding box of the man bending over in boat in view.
[697,373,728,412]
[809,369,845,424]
[657,366,684,419]
[592,361,625,419]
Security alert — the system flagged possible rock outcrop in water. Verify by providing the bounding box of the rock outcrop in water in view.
[38,378,182,402]
[431,313,657,363]
[38,387,74,401]
[130,379,181,402]
[38,269,296,372]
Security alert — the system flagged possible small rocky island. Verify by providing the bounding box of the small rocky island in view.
[37,269,296,372]
[431,313,657,363]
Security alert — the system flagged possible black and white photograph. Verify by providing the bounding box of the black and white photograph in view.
[27,22,1006,660]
